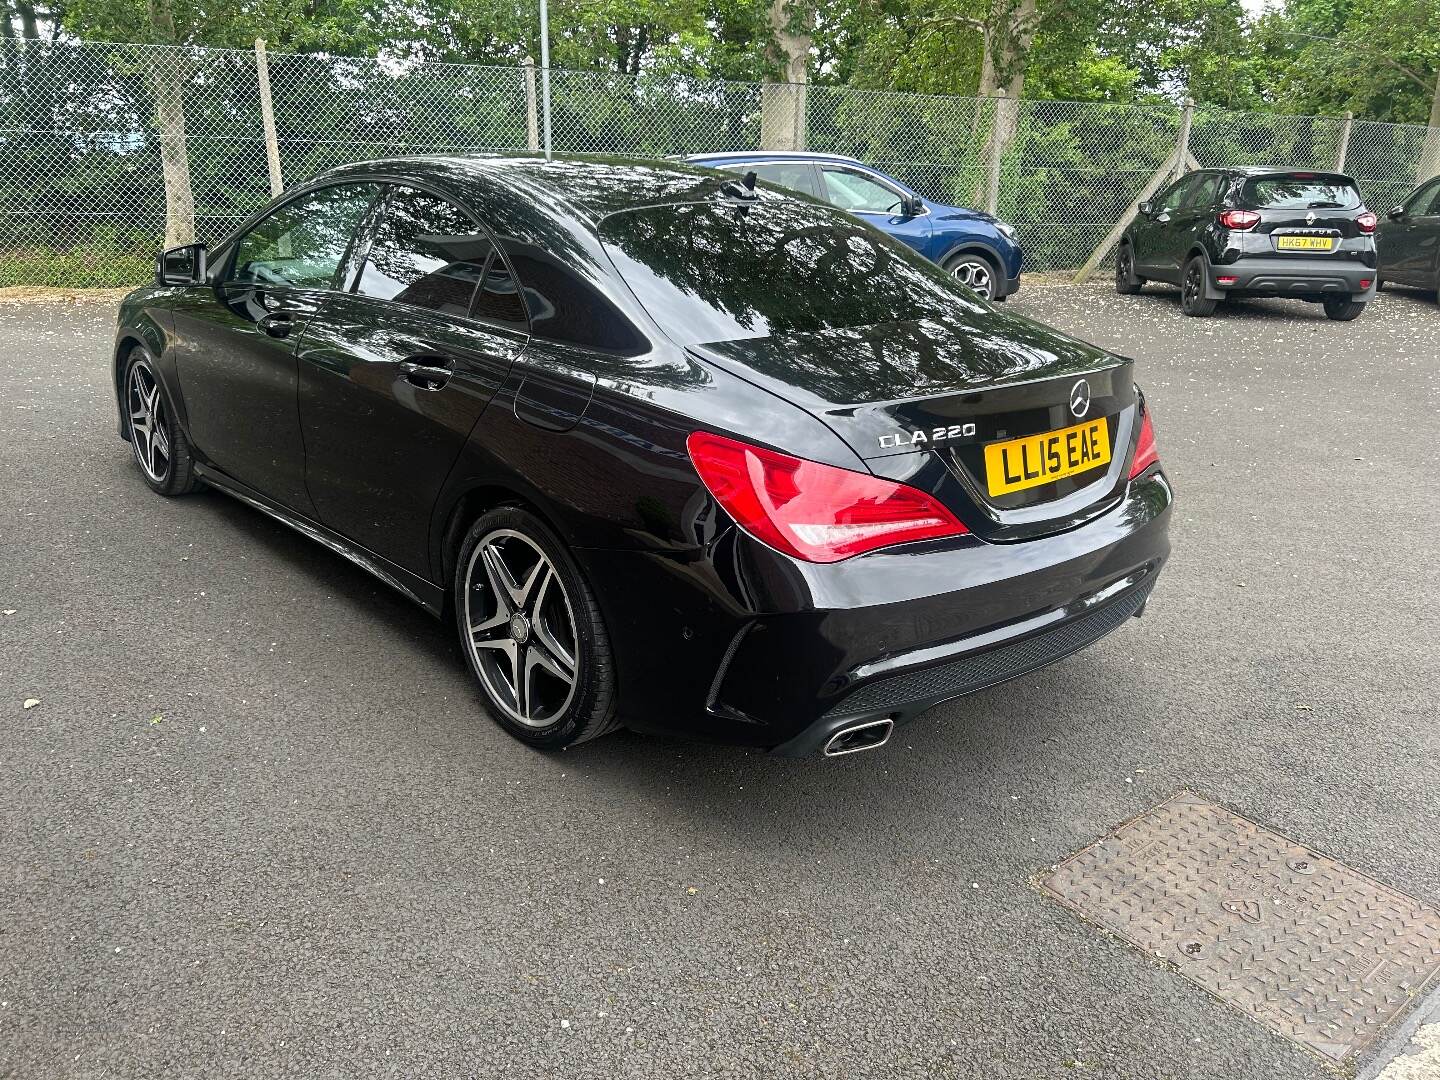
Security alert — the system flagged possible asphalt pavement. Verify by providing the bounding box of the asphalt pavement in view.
[2,283,1437,1080]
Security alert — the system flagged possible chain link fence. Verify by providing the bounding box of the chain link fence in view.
[2,37,1437,287]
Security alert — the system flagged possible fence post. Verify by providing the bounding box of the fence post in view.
[1335,111,1354,172]
[1173,97,1194,180]
[522,58,540,151]
[983,91,1007,216]
[254,39,284,198]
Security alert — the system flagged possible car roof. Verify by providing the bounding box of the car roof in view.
[320,153,748,223]
[1207,165,1357,180]
[684,150,867,167]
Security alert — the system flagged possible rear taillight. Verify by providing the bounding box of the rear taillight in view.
[1218,209,1261,231]
[686,431,968,563]
[1356,211,1377,234]
[1129,403,1159,479]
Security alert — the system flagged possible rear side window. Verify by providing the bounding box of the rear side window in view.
[499,238,646,355]
[471,255,528,331]
[356,186,493,314]
[722,161,822,199]
[1241,176,1361,210]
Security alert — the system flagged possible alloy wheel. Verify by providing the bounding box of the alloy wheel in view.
[1118,249,1132,285]
[127,359,171,483]
[463,528,579,728]
[1183,266,1201,309]
[951,258,994,299]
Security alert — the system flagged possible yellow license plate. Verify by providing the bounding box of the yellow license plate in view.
[984,419,1110,497]
[1275,235,1334,251]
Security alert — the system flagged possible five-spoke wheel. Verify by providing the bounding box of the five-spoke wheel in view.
[123,349,198,495]
[456,508,618,748]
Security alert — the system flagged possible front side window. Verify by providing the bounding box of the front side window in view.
[1184,174,1222,208]
[723,161,822,199]
[355,186,494,314]
[229,184,378,289]
[1406,178,1440,216]
[821,167,906,213]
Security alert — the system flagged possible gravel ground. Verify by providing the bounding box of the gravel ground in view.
[2,284,1437,1080]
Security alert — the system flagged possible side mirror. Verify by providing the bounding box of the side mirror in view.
[1137,201,1154,218]
[1388,205,1405,221]
[903,195,925,218]
[157,243,207,286]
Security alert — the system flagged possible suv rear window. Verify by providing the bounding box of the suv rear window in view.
[1241,176,1361,211]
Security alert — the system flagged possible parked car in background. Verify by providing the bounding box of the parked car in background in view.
[1116,167,1378,320]
[685,152,1023,300]
[1376,174,1440,297]
[115,154,1169,758]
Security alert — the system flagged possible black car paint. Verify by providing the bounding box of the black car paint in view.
[1123,167,1378,302]
[1377,175,1440,292]
[115,154,1171,753]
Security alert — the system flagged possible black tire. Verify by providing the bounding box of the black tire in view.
[1323,297,1366,321]
[1180,256,1218,317]
[454,506,619,750]
[1114,243,1143,294]
[944,252,999,301]
[123,347,200,495]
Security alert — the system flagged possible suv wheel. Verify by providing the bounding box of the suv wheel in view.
[1323,297,1366,321]
[945,253,997,300]
[455,507,619,750]
[124,348,200,495]
[1180,257,1218,317]
[1115,244,1143,295]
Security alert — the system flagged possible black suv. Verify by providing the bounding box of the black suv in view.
[1116,167,1378,320]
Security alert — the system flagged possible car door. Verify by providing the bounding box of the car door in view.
[817,164,933,254]
[170,182,380,514]
[1132,174,1198,281]
[1161,171,1222,269]
[295,183,528,575]
[1380,178,1440,284]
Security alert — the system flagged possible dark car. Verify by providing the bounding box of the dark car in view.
[116,155,1171,757]
[1376,174,1440,297]
[1116,167,1378,320]
[684,152,1023,300]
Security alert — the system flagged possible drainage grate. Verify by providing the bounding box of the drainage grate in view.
[1040,792,1440,1064]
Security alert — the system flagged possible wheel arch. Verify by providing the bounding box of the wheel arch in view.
[113,332,147,442]
[936,239,1006,275]
[435,482,568,611]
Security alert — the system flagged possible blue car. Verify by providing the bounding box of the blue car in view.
[684,152,1023,300]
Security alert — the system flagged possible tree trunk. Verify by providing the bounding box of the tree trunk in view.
[13,0,39,39]
[147,0,195,246]
[972,0,1037,205]
[1419,72,1440,182]
[760,0,809,151]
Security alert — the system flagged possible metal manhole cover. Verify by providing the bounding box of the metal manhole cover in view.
[1040,792,1440,1064]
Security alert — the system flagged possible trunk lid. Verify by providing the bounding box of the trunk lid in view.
[1238,171,1369,251]
[689,308,1139,541]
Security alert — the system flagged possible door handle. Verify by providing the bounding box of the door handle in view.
[258,311,300,339]
[400,360,453,390]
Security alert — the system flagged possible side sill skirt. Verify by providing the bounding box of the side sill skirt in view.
[193,463,446,617]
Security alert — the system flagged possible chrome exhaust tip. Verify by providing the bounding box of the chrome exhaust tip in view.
[822,718,894,757]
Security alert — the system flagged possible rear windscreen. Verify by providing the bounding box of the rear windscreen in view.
[1241,177,1361,210]
[597,198,983,344]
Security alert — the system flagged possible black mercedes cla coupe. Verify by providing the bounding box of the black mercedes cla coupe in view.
[115,155,1172,757]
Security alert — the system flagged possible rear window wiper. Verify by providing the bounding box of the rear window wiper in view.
[1307,200,1345,209]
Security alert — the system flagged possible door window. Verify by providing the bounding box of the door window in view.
[1405,179,1440,216]
[1157,175,1199,213]
[820,167,906,213]
[355,186,495,314]
[499,238,647,355]
[470,254,528,332]
[229,184,378,289]
[1183,174,1222,209]
[722,161,822,199]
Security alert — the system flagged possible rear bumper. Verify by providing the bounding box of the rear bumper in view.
[1206,257,1377,301]
[580,470,1172,754]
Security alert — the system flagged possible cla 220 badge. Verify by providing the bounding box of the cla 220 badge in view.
[877,422,976,451]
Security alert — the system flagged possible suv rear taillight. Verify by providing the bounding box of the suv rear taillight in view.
[1129,402,1159,479]
[1356,210,1377,234]
[1218,209,1261,231]
[686,431,968,563]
